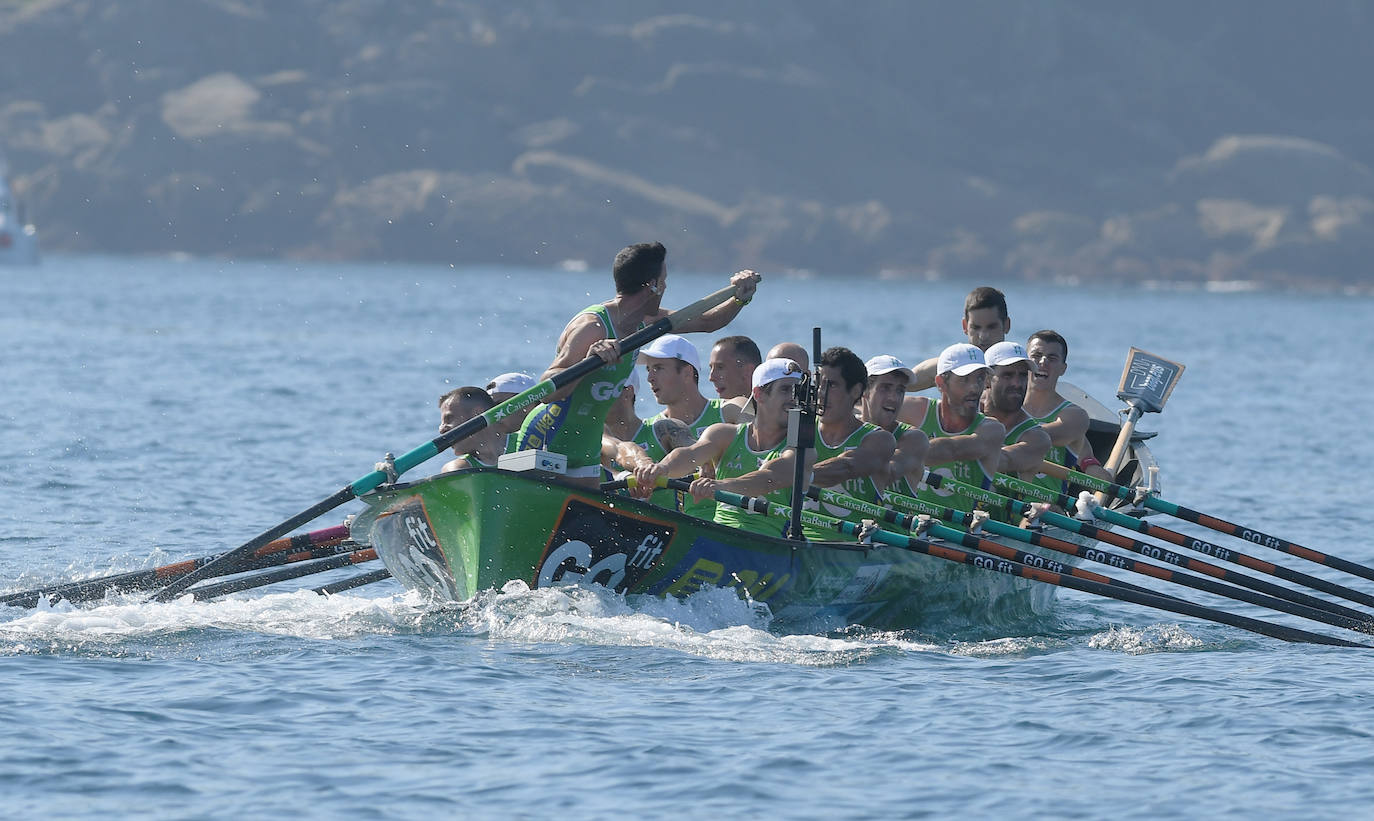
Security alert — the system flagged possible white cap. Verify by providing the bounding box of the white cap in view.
[752,357,805,389]
[637,334,700,372]
[937,343,989,376]
[984,340,1031,368]
[864,354,915,384]
[486,372,537,395]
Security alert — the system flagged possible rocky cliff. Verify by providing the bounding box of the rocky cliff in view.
[3,0,1372,287]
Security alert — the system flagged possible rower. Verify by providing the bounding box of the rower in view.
[906,286,1011,393]
[1023,329,1110,494]
[631,334,730,517]
[981,341,1051,479]
[803,347,897,540]
[860,354,929,496]
[898,343,1005,515]
[515,241,759,486]
[438,387,506,471]
[766,341,810,372]
[484,371,537,452]
[632,358,805,537]
[707,335,761,401]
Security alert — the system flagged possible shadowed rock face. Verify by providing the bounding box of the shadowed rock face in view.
[2,0,1372,287]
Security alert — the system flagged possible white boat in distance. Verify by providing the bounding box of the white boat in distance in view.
[0,158,39,265]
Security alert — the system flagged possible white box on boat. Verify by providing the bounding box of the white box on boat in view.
[497,449,567,474]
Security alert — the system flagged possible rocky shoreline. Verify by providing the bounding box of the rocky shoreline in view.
[2,1,1371,286]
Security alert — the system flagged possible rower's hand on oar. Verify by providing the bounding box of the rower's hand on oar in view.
[589,338,622,365]
[688,476,719,502]
[731,270,761,303]
[630,462,663,498]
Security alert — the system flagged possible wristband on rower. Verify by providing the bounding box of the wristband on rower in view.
[1079,456,1102,469]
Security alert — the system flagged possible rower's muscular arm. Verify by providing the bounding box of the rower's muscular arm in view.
[812,429,897,489]
[630,423,733,496]
[926,417,1006,466]
[1038,403,1090,448]
[539,314,609,403]
[892,429,929,489]
[697,447,815,502]
[659,271,761,334]
[909,357,937,393]
[999,426,1052,476]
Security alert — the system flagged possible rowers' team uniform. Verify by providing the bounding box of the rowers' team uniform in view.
[629,399,729,518]
[1029,399,1084,499]
[803,422,886,541]
[711,424,791,537]
[517,304,637,476]
[915,401,993,515]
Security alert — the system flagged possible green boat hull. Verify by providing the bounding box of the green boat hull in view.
[352,468,1081,633]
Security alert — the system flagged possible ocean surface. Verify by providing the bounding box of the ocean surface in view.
[3,254,1372,819]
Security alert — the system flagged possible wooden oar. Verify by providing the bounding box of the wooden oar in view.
[965,470,1374,624]
[1,525,352,609]
[666,480,1366,648]
[813,486,1374,637]
[1080,491,1374,611]
[313,568,392,595]
[189,547,379,601]
[152,282,748,602]
[1044,459,1374,587]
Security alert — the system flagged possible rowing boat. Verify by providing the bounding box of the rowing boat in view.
[351,388,1160,633]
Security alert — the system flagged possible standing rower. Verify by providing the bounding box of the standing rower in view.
[516,241,759,485]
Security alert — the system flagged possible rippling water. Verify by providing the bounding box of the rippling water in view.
[2,255,1372,818]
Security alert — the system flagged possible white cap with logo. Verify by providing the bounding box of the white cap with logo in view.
[937,343,989,376]
[486,372,537,395]
[752,358,805,389]
[637,334,700,372]
[984,340,1031,368]
[864,354,916,386]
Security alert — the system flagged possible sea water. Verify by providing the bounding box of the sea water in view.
[2,255,1371,819]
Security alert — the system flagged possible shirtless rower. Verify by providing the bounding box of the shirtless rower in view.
[1023,329,1110,493]
[907,286,1012,392]
[633,358,805,537]
[981,341,1052,479]
[897,343,1005,515]
[860,354,930,496]
[437,387,506,472]
[802,347,897,540]
[516,241,759,486]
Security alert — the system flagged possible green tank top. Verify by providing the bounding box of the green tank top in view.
[1029,399,1082,498]
[620,399,728,518]
[917,401,992,515]
[516,304,637,469]
[803,421,885,541]
[712,424,791,537]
